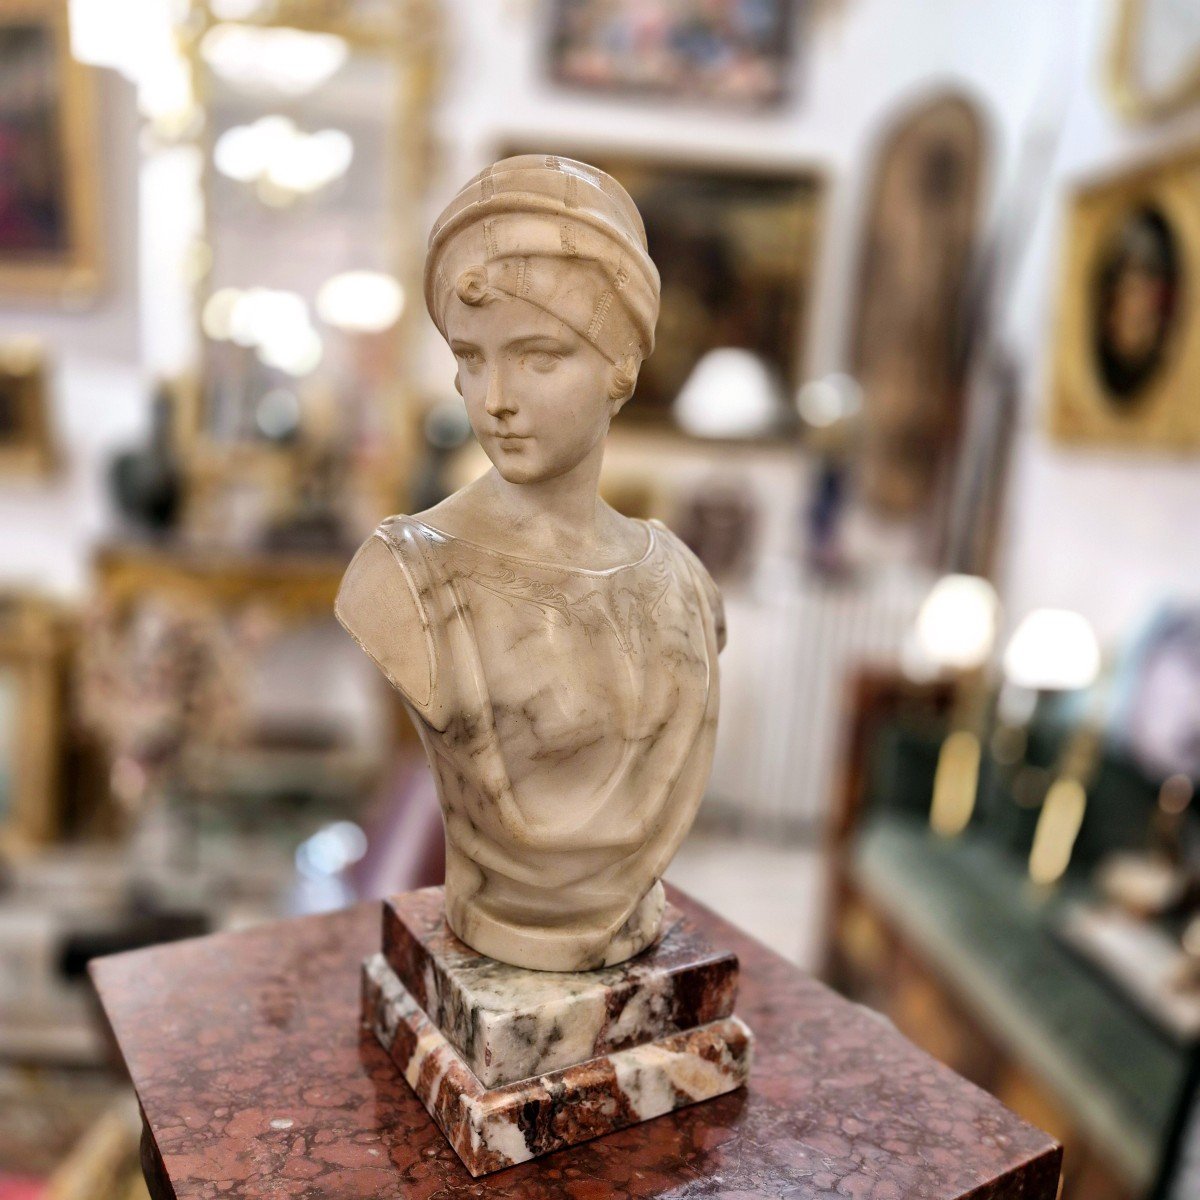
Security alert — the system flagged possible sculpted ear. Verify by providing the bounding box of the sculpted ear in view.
[607,354,640,412]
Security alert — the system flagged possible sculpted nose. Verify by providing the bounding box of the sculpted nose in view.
[484,367,516,418]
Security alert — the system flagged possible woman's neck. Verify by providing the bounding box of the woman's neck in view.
[485,448,605,543]
[421,441,643,568]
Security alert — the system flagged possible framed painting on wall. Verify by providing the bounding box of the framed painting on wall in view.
[0,0,99,302]
[545,0,803,108]
[1050,146,1200,449]
[501,144,825,436]
[0,594,68,850]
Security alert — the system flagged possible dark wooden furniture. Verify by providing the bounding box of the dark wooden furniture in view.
[824,671,1199,1200]
[90,886,1061,1198]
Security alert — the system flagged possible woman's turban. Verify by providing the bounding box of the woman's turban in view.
[424,155,660,367]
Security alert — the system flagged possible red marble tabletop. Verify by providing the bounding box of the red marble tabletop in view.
[90,887,1061,1198]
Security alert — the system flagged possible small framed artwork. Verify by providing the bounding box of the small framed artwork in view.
[1109,0,1200,121]
[0,338,53,473]
[0,0,100,301]
[502,144,825,436]
[545,0,803,108]
[1050,146,1200,449]
[0,594,68,849]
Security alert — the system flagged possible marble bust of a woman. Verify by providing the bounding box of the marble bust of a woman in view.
[336,155,724,972]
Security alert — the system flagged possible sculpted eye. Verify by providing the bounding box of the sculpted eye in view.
[526,350,561,372]
[456,349,482,368]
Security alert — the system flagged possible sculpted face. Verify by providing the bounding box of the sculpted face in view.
[444,292,620,485]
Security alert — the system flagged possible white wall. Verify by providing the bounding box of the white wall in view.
[419,0,1062,390]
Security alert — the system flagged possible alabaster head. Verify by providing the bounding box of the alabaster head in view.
[425,155,660,486]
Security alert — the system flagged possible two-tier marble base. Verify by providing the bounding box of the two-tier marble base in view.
[361,887,753,1176]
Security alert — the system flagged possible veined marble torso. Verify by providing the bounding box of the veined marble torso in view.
[346,514,721,971]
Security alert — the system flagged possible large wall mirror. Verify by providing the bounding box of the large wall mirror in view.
[174,0,438,545]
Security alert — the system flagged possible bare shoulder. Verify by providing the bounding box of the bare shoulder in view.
[606,507,655,562]
[335,521,436,709]
[411,478,490,541]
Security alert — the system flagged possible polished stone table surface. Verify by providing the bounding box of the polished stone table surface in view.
[90,886,1062,1198]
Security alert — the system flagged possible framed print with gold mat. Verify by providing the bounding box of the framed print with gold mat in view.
[1050,145,1200,449]
[0,0,100,302]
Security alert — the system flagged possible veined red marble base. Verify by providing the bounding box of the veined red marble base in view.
[363,955,752,1176]
[366,887,753,1176]
[382,887,741,1086]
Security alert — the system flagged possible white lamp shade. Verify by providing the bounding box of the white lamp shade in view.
[673,348,782,439]
[1004,609,1101,692]
[914,574,1000,672]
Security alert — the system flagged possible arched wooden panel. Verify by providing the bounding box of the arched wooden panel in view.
[850,93,988,517]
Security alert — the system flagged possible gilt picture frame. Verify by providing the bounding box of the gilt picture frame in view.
[545,0,803,109]
[0,594,67,850]
[1050,146,1200,449]
[0,0,100,302]
[501,143,825,437]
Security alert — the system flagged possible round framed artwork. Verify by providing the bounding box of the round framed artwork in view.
[1051,148,1200,449]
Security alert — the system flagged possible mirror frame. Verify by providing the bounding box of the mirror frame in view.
[173,0,441,524]
[1109,0,1200,121]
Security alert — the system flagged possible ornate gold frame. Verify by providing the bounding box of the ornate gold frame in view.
[0,0,101,302]
[1050,145,1200,449]
[0,594,68,850]
[1109,0,1200,121]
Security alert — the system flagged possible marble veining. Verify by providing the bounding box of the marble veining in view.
[362,953,753,1177]
[383,887,739,1088]
[346,513,719,974]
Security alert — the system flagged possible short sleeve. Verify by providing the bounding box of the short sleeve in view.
[335,518,440,715]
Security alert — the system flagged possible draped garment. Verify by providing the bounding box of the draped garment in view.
[369,514,720,971]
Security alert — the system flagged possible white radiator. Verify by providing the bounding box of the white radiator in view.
[707,564,929,836]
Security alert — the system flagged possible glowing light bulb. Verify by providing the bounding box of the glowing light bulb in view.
[202,287,243,341]
[258,324,323,377]
[914,575,999,673]
[674,349,783,439]
[202,24,349,95]
[317,271,405,333]
[796,373,862,428]
[214,115,294,183]
[266,128,353,194]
